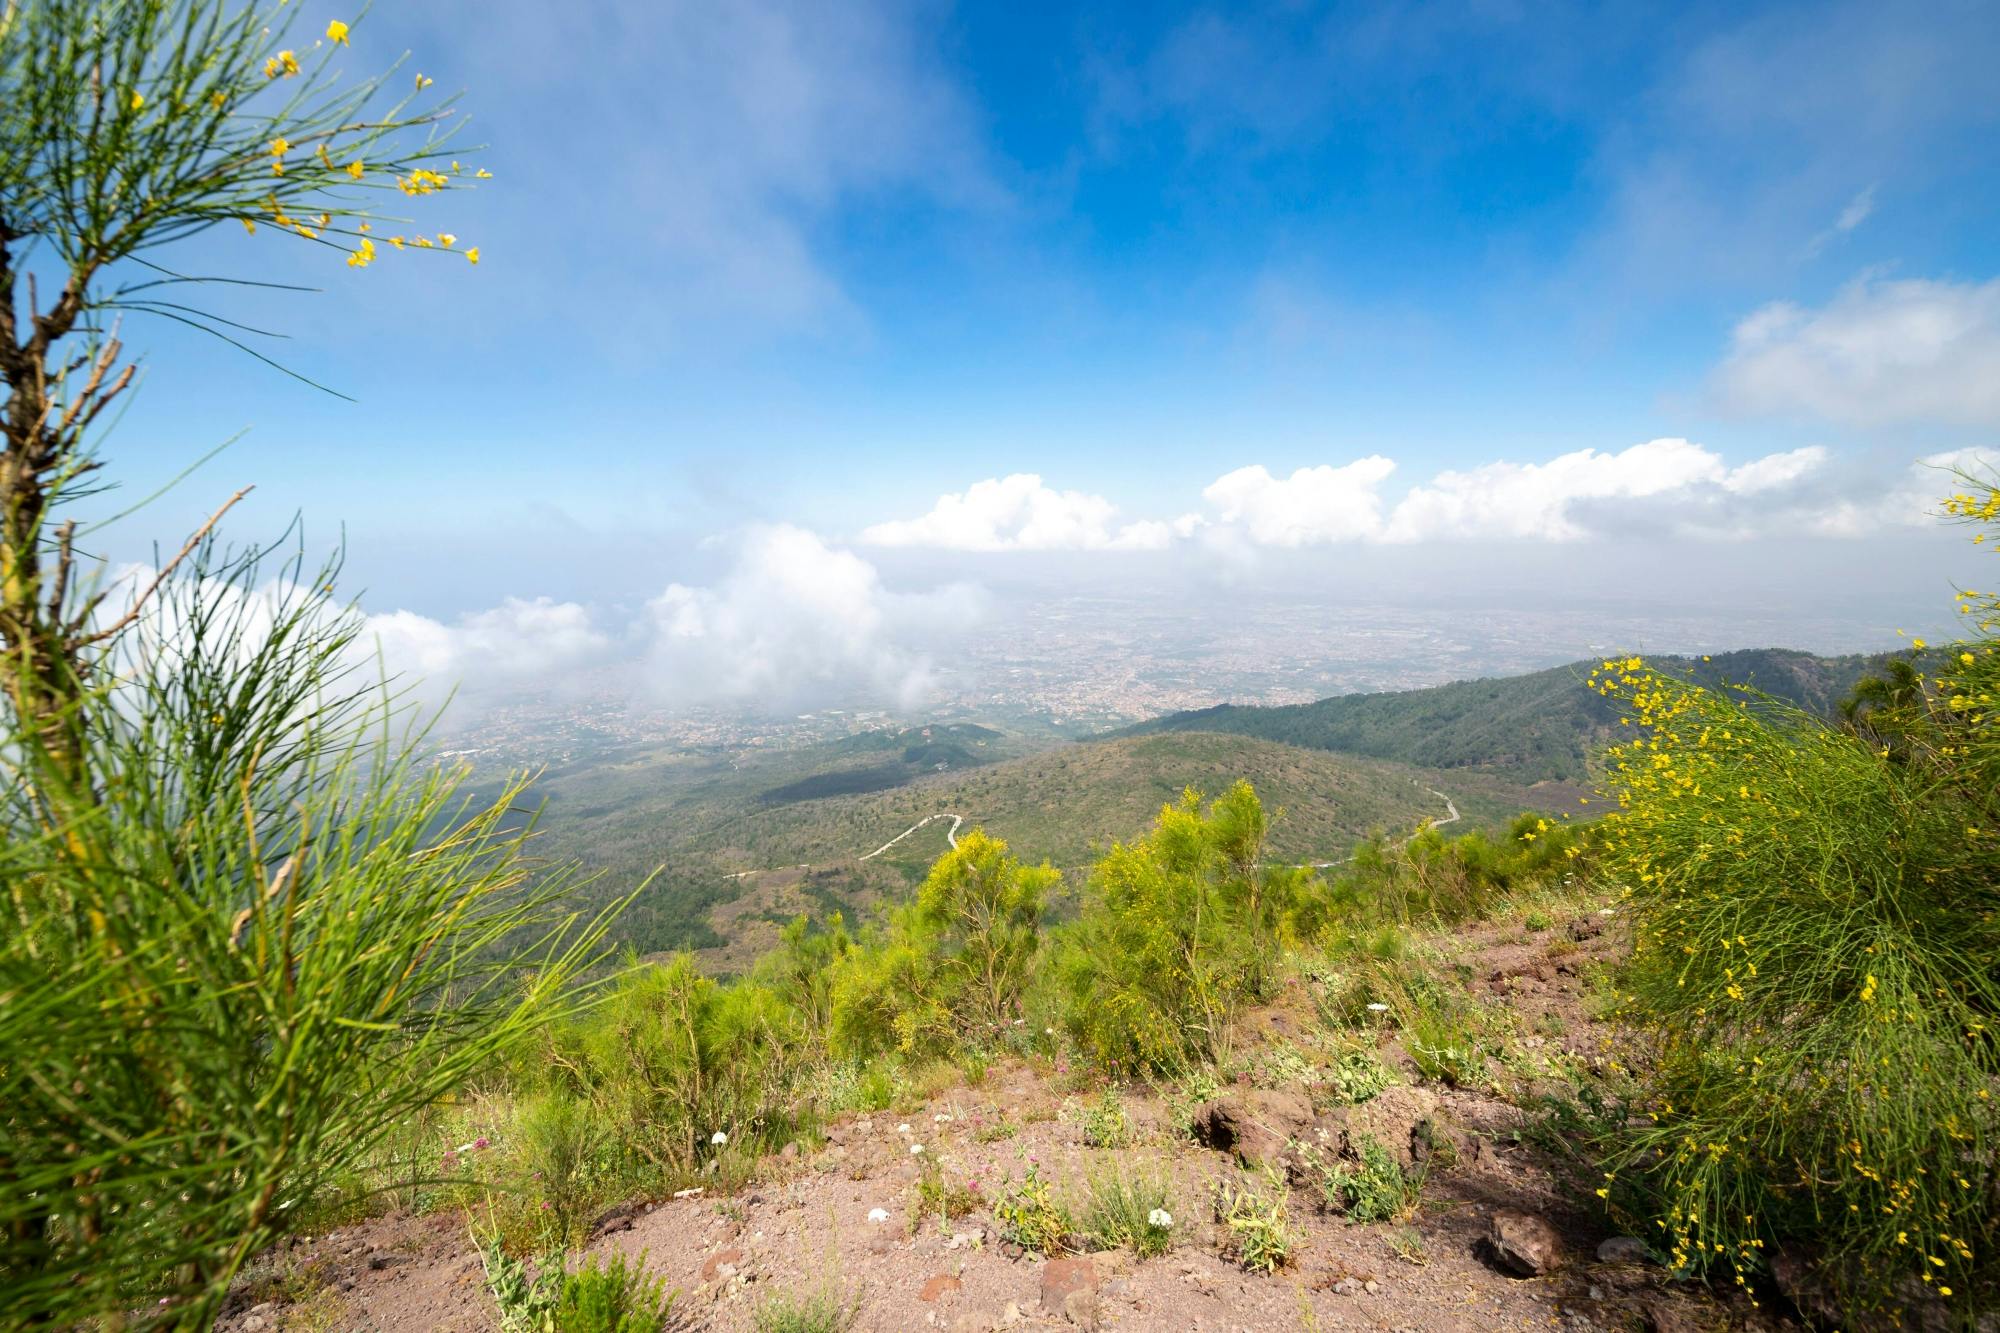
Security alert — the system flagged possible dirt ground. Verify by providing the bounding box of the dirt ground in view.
[218,911,1800,1333]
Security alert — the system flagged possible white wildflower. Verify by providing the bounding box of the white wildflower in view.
[934,1113,952,1124]
[1366,1003,1391,1013]
[896,1122,911,1134]
[710,1130,728,1146]
[1148,1208,1173,1229]
[867,1207,890,1223]
[910,1143,926,1156]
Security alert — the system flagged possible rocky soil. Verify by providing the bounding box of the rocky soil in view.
[219,912,1805,1332]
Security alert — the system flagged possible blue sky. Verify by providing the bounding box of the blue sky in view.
[81,0,2000,699]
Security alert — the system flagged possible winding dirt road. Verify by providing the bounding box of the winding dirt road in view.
[857,811,963,862]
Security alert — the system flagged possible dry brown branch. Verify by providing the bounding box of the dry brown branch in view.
[68,485,252,648]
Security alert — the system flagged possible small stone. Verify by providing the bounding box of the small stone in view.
[249,1303,274,1315]
[242,1319,267,1333]
[1595,1235,1649,1265]
[700,1247,744,1283]
[1062,1289,1099,1329]
[1041,1257,1099,1310]
[779,1141,801,1161]
[366,1251,408,1270]
[1364,1279,1379,1294]
[1484,1209,1565,1277]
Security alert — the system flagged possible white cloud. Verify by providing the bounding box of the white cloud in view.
[642,524,941,710]
[860,474,1177,551]
[1715,275,2000,427]
[1382,440,1827,542]
[855,441,1962,555]
[106,530,964,722]
[1200,457,1397,546]
[361,597,609,699]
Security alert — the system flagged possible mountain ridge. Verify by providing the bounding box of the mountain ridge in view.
[1113,646,1888,783]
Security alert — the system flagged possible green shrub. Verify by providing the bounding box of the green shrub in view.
[1321,1049,1397,1105]
[515,1093,609,1250]
[1214,1173,1297,1274]
[829,831,1056,1062]
[1321,817,1580,930]
[482,1243,679,1333]
[994,1165,1074,1256]
[554,1252,681,1333]
[1590,576,2000,1319]
[1394,978,1486,1087]
[752,1281,861,1333]
[1053,784,1326,1072]
[1079,1164,1176,1258]
[540,956,803,1181]
[1298,1135,1424,1223]
[1080,1087,1131,1148]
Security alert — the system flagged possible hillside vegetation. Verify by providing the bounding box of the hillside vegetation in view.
[1120,647,1882,782]
[507,730,1574,959]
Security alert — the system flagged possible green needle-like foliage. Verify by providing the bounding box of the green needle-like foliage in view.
[0,546,619,1327]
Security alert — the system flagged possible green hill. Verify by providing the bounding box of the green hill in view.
[493,728,1571,963]
[1117,647,1885,783]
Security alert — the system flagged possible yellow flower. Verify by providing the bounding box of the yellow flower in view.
[347,159,365,179]
[210,89,227,110]
[438,233,456,247]
[388,236,405,249]
[316,143,333,168]
[465,246,480,265]
[129,91,145,111]
[415,72,433,90]
[268,49,300,78]
[1962,652,1975,665]
[345,237,376,268]
[1912,637,1928,650]
[475,168,492,179]
[326,19,350,46]
[240,218,256,235]
[271,137,290,157]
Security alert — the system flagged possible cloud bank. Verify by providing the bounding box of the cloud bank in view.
[861,474,1192,551]
[347,525,956,716]
[860,440,1981,553]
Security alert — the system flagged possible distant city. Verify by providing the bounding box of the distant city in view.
[440,591,1902,768]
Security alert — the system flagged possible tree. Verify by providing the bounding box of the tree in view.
[1,0,480,782]
[829,830,1056,1060]
[1055,783,1315,1072]
[0,5,602,1326]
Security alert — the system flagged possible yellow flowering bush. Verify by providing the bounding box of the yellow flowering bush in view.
[1589,479,2000,1317]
